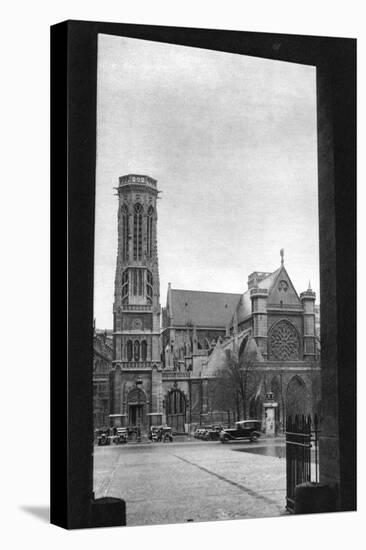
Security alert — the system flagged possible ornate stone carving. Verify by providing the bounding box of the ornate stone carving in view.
[278,280,288,292]
[132,318,142,330]
[270,320,299,360]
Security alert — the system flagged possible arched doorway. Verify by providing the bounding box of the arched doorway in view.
[127,387,147,428]
[166,389,186,433]
[286,376,309,418]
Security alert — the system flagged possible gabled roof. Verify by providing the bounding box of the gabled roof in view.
[267,265,302,308]
[169,289,241,328]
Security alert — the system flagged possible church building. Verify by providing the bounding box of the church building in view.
[105,174,320,434]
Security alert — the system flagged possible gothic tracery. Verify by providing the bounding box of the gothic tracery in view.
[270,320,300,360]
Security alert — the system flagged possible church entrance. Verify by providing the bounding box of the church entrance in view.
[127,387,147,429]
[166,389,186,433]
[129,404,144,426]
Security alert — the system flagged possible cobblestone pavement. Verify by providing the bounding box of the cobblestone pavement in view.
[93,439,287,527]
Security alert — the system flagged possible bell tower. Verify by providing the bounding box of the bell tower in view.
[110,174,163,430]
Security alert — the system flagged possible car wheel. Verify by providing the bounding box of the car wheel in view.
[251,433,259,442]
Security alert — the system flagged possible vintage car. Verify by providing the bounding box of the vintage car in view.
[194,428,208,439]
[161,426,173,442]
[220,420,262,443]
[202,426,224,441]
[149,425,162,442]
[149,425,174,442]
[111,427,128,444]
[97,431,111,446]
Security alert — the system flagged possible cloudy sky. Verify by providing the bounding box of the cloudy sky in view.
[94,34,319,329]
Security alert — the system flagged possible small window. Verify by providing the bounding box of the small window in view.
[147,206,154,259]
[122,269,129,303]
[133,203,143,261]
[147,270,153,302]
[127,340,133,362]
[121,204,129,262]
[141,340,147,361]
[134,340,140,362]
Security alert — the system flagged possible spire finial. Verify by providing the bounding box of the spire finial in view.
[308,280,312,291]
[280,248,284,266]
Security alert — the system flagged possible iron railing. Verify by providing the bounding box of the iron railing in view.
[285,414,319,513]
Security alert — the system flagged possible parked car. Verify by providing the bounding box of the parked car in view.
[97,431,110,446]
[149,425,174,442]
[202,426,224,441]
[194,428,207,439]
[161,426,173,442]
[149,425,162,442]
[112,427,128,444]
[220,420,262,443]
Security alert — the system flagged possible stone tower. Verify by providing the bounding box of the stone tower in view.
[110,174,163,431]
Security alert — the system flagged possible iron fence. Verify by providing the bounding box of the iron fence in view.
[285,414,319,513]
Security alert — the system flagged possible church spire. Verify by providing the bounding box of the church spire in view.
[280,248,284,266]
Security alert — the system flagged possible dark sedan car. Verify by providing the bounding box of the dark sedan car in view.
[220,420,262,443]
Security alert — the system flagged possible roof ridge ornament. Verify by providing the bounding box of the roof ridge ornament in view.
[280,248,284,266]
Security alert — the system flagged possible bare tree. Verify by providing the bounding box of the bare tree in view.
[212,350,261,421]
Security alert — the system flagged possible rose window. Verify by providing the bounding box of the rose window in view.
[270,321,299,360]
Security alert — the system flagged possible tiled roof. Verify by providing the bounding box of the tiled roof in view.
[169,289,241,328]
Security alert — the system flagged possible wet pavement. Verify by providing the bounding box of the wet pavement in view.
[93,439,288,527]
[234,445,286,458]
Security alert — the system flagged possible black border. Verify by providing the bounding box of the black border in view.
[51,20,356,529]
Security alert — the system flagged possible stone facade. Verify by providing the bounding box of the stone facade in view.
[109,175,163,430]
[99,173,320,435]
[93,329,113,429]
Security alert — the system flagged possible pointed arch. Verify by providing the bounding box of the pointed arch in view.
[147,206,154,259]
[133,203,143,261]
[141,340,147,361]
[134,340,140,362]
[121,203,129,262]
[126,340,133,362]
[166,388,187,433]
[238,336,249,359]
[286,375,310,417]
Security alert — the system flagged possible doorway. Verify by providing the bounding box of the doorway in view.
[166,389,186,433]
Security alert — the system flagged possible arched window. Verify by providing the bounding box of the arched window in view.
[131,268,144,296]
[121,269,129,304]
[141,340,147,361]
[147,206,154,259]
[133,203,143,261]
[134,340,140,362]
[126,340,133,362]
[121,204,129,262]
[286,376,309,417]
[138,269,144,296]
[146,270,153,304]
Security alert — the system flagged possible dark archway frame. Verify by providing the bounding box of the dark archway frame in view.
[51,21,356,528]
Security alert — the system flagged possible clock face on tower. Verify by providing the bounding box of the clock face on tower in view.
[133,318,142,330]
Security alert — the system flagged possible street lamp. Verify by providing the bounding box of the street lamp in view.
[135,377,143,442]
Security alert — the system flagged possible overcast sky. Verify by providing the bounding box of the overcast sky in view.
[94,34,319,329]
